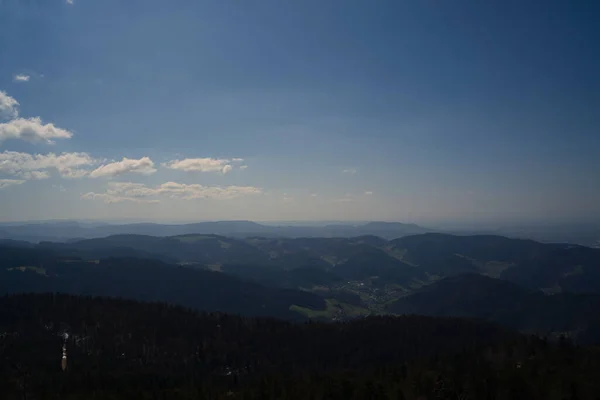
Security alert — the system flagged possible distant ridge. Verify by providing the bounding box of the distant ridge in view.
[1,219,598,247]
[0,220,435,242]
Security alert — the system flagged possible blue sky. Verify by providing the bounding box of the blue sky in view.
[0,0,598,224]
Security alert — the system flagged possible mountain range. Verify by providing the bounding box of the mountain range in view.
[2,230,600,344]
[0,220,432,242]
[1,219,599,247]
[21,231,599,294]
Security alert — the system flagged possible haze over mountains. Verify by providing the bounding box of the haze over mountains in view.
[1,219,599,247]
[0,220,430,242]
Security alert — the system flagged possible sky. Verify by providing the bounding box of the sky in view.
[0,0,598,225]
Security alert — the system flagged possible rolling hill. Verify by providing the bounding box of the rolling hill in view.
[388,273,600,344]
[0,245,324,321]
[3,232,600,332]
[8,232,600,299]
[388,233,600,293]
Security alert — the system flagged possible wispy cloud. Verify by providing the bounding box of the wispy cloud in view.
[334,193,356,203]
[364,191,373,195]
[153,182,262,200]
[81,192,159,204]
[82,181,262,203]
[20,170,51,180]
[163,157,244,174]
[0,179,25,189]
[342,168,357,175]
[0,151,95,179]
[282,193,294,202]
[0,91,19,120]
[13,74,30,83]
[66,0,74,4]
[0,117,73,144]
[89,157,156,178]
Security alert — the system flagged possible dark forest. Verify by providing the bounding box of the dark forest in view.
[1,293,600,399]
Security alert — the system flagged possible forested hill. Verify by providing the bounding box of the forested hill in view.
[388,274,600,344]
[2,294,600,399]
[3,234,600,340]
[0,247,325,321]
[31,232,600,293]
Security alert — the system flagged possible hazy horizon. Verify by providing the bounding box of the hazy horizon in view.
[2,217,599,233]
[1,1,598,223]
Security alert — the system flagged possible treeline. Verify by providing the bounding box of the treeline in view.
[1,294,600,399]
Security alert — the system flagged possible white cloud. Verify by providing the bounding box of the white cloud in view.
[239,165,248,170]
[364,191,373,196]
[89,157,156,178]
[0,91,19,120]
[83,181,262,203]
[0,179,25,189]
[0,151,95,179]
[163,157,244,174]
[310,193,318,197]
[342,168,357,175]
[66,0,74,4]
[155,182,262,200]
[13,74,30,83]
[0,117,73,144]
[105,182,158,198]
[60,168,91,179]
[20,170,51,180]
[81,192,159,204]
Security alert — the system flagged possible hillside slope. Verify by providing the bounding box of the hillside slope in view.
[0,245,324,320]
[389,273,600,343]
